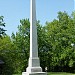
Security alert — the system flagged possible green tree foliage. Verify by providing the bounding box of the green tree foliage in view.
[1,11,75,74]
[11,11,75,73]
[11,19,48,73]
[45,11,75,72]
[72,11,75,23]
[0,16,6,37]
[0,35,15,75]
[11,19,30,73]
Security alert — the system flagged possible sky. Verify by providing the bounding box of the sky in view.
[0,0,74,36]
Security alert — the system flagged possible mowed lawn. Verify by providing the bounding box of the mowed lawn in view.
[13,72,75,75]
[48,72,75,75]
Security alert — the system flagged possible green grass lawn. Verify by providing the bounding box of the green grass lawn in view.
[13,72,75,75]
[48,72,75,75]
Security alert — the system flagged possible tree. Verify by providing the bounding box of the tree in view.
[71,11,75,23]
[0,35,15,75]
[11,19,30,73]
[45,11,75,72]
[4,11,75,73]
[0,16,6,37]
[11,19,49,72]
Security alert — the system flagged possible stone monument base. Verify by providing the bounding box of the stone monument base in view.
[26,67,42,72]
[22,72,47,75]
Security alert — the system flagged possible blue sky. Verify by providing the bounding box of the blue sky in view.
[0,0,74,36]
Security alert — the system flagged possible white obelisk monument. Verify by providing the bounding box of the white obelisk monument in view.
[22,0,47,75]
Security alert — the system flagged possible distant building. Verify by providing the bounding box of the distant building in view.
[0,60,4,64]
[0,60,4,74]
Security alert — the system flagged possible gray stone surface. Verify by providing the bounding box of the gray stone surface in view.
[30,0,38,58]
[26,67,42,73]
[22,72,47,75]
[28,57,41,67]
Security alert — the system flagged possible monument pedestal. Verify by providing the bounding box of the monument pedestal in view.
[26,67,42,72]
[22,72,47,75]
[22,57,47,75]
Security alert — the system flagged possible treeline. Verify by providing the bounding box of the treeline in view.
[0,11,75,74]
